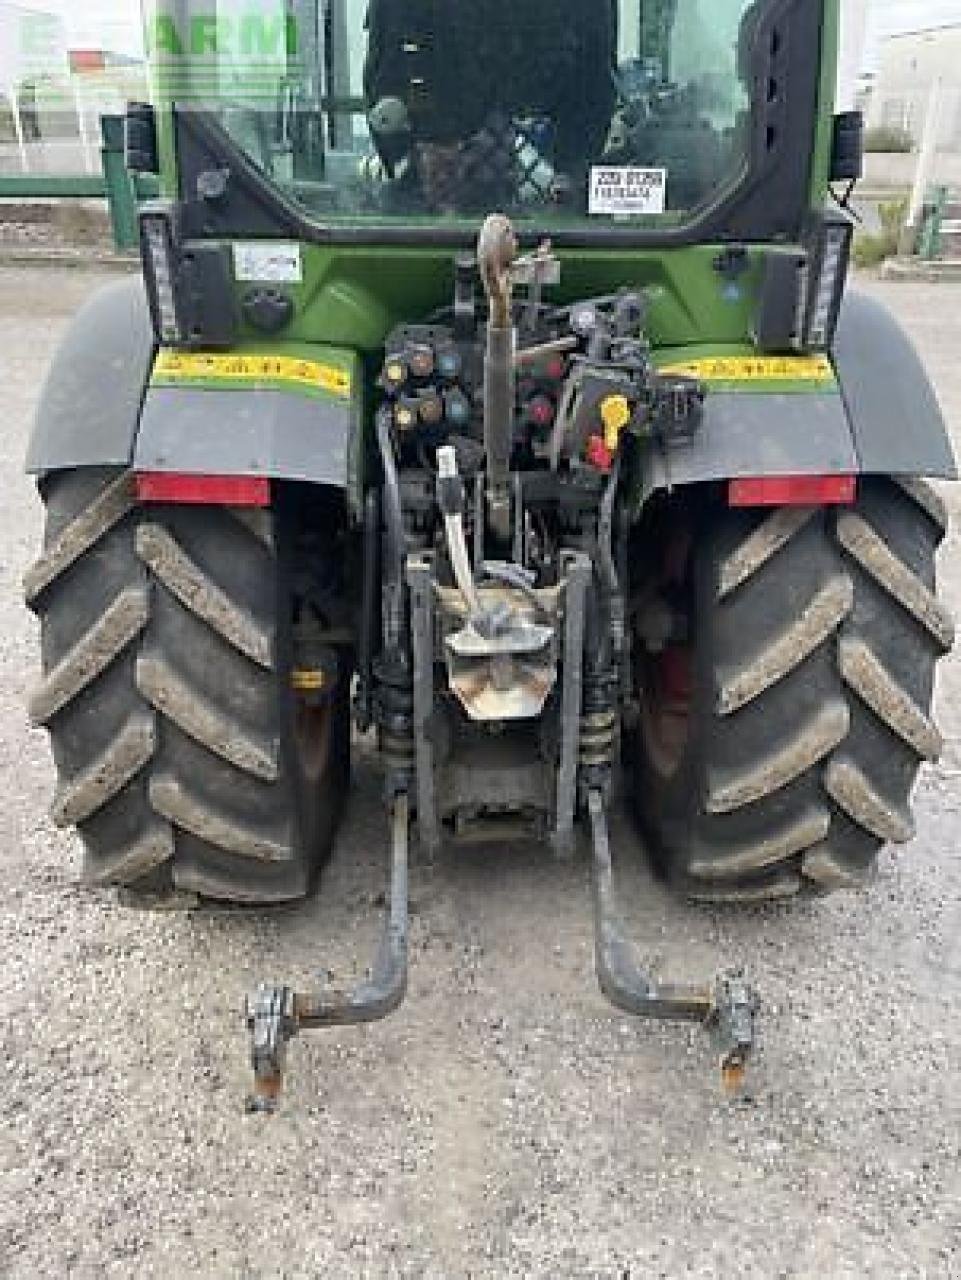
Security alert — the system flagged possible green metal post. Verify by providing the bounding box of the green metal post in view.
[0,176,107,198]
[100,114,139,251]
[919,185,948,261]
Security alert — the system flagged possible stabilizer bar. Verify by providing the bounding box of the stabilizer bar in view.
[588,790,758,1091]
[245,793,410,1113]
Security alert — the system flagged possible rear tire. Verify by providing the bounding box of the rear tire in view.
[26,468,350,904]
[632,478,952,901]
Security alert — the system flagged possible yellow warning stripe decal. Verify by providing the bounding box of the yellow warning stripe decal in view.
[658,354,835,383]
[153,350,351,397]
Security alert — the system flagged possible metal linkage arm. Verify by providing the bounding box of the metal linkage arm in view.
[588,790,758,1090]
[245,793,411,1113]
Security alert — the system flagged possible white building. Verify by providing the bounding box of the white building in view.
[867,23,961,149]
[0,2,70,170]
[0,1,69,103]
[0,0,148,175]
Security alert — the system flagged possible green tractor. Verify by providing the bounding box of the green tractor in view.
[25,0,955,1107]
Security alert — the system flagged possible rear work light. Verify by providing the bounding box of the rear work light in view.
[728,475,857,508]
[753,214,854,355]
[140,208,183,346]
[138,205,236,349]
[134,473,271,507]
[801,215,854,351]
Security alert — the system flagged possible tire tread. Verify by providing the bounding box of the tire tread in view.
[635,478,950,902]
[29,470,347,903]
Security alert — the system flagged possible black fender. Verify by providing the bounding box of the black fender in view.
[133,373,363,504]
[833,289,956,479]
[643,288,955,499]
[25,275,363,508]
[26,276,155,475]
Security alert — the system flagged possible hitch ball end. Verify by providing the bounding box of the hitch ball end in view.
[244,1076,283,1116]
[706,972,759,1095]
[244,984,299,1116]
[719,1053,749,1096]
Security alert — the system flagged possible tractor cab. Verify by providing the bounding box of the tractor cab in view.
[145,0,824,240]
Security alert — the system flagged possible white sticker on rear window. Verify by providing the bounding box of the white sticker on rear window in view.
[233,242,303,284]
[589,167,667,217]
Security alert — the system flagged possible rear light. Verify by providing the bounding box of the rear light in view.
[139,204,236,349]
[753,214,853,355]
[140,208,183,345]
[134,473,271,507]
[728,475,857,508]
[801,215,853,351]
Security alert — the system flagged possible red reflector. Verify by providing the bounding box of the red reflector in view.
[134,473,271,507]
[728,475,857,508]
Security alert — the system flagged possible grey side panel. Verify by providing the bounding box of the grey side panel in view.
[26,277,155,474]
[134,386,354,489]
[645,391,859,497]
[833,289,957,480]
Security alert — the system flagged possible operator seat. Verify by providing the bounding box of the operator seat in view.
[363,0,617,174]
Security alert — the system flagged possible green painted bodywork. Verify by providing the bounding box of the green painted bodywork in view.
[142,0,843,510]
[146,0,837,361]
[229,243,769,356]
[810,0,840,206]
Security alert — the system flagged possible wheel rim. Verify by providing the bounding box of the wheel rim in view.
[639,644,692,782]
[294,696,336,784]
[637,520,695,783]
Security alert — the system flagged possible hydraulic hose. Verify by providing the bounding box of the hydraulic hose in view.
[436,446,481,618]
[376,407,406,650]
[356,486,381,732]
[598,456,621,596]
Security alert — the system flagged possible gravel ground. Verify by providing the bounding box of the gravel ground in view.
[1,267,959,1278]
